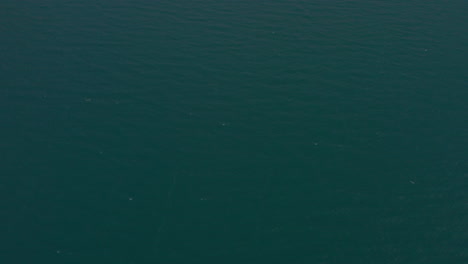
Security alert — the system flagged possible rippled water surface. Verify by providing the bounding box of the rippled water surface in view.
[1,0,467,263]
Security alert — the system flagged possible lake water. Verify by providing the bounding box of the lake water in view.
[1,0,467,263]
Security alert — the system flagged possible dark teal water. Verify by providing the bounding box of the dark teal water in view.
[1,0,467,263]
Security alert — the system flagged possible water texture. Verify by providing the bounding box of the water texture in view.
[1,0,467,263]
